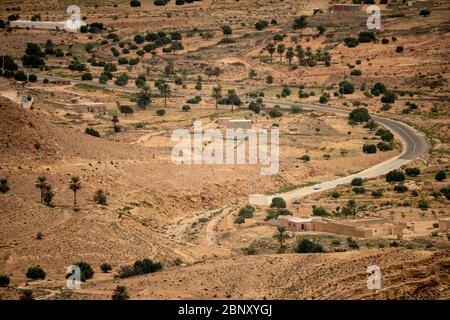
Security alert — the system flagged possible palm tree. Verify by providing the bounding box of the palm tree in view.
[20,289,34,301]
[157,82,170,108]
[277,43,286,64]
[112,114,119,132]
[69,176,81,208]
[43,184,54,206]
[286,47,294,66]
[295,44,304,65]
[275,225,287,252]
[112,285,129,300]
[266,42,275,64]
[0,178,9,194]
[35,176,47,203]
[212,86,222,110]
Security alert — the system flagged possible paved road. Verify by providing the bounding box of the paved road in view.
[35,76,429,202]
[258,99,429,202]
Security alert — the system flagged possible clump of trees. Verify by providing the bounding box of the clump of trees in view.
[375,128,394,142]
[405,167,421,177]
[116,258,162,278]
[312,206,329,217]
[235,205,255,224]
[386,170,405,183]
[349,107,370,124]
[266,197,291,220]
[295,239,324,253]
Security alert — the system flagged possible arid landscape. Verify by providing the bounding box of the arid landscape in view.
[0,0,449,301]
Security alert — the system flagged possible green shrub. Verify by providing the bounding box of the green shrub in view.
[347,237,359,249]
[351,177,363,186]
[268,108,283,118]
[74,261,94,281]
[339,81,355,94]
[26,266,46,280]
[291,105,302,113]
[371,82,387,96]
[94,189,107,205]
[353,187,366,194]
[295,239,324,253]
[386,170,405,182]
[242,247,256,255]
[299,154,310,162]
[358,31,375,43]
[377,142,392,151]
[319,95,328,103]
[119,105,134,115]
[156,109,166,116]
[85,127,100,137]
[418,199,429,210]
[435,171,446,181]
[419,9,431,17]
[100,263,112,273]
[0,275,10,287]
[234,215,246,224]
[363,144,377,154]
[371,190,383,198]
[312,207,329,216]
[394,184,408,193]
[344,36,359,48]
[270,197,286,209]
[330,191,340,199]
[381,91,396,103]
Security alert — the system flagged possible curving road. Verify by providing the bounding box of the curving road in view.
[254,99,429,202]
[35,76,429,202]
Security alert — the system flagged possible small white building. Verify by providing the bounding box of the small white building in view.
[217,118,252,129]
[11,20,67,30]
[10,18,84,32]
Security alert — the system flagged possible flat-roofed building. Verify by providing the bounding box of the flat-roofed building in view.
[11,20,67,30]
[227,119,252,129]
[332,4,362,12]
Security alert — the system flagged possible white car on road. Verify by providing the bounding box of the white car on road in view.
[313,184,321,190]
